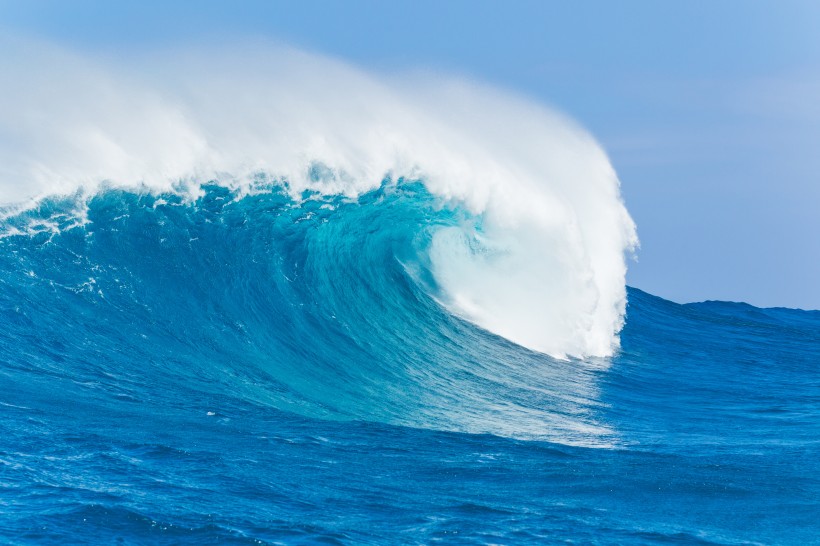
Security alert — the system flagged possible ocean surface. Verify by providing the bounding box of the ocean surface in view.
[0,183,818,545]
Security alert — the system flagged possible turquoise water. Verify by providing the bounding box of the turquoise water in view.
[1,184,818,544]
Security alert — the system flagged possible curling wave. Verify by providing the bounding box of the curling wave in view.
[0,40,636,359]
[0,184,619,445]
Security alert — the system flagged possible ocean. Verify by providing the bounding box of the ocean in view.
[1,183,818,544]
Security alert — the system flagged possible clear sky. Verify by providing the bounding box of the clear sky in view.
[1,0,818,309]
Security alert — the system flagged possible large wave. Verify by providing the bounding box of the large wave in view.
[0,38,637,359]
[1,185,625,445]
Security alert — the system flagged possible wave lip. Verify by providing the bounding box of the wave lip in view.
[0,39,637,358]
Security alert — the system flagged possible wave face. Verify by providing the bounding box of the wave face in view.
[0,184,618,445]
[2,187,819,544]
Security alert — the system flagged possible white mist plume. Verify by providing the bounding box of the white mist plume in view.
[0,38,637,358]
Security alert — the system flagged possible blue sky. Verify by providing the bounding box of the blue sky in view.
[1,0,818,309]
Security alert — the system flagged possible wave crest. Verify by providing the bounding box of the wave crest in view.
[0,39,637,358]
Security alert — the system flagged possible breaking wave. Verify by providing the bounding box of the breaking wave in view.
[0,39,636,359]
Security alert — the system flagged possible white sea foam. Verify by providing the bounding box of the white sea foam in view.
[0,38,637,358]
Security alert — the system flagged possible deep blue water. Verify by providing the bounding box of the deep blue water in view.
[1,184,818,544]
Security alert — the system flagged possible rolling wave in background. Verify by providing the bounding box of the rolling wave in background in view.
[1,42,818,544]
